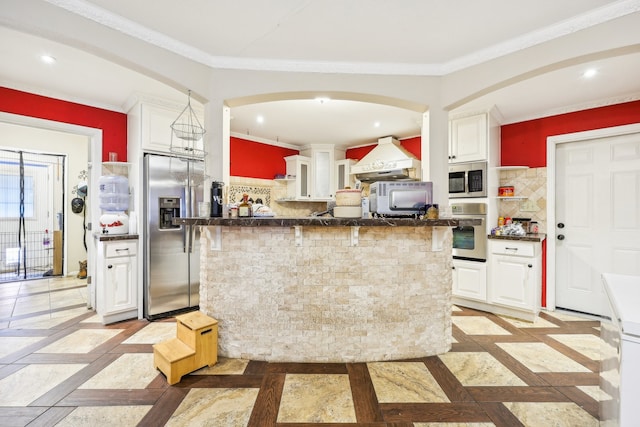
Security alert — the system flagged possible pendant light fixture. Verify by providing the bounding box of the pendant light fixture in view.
[169,90,208,185]
[170,90,206,159]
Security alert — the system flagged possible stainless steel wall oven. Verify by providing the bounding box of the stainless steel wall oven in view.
[451,202,487,262]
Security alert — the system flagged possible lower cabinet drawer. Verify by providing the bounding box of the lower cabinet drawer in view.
[105,241,137,258]
[490,241,535,257]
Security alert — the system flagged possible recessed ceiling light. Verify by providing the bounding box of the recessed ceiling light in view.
[373,121,381,128]
[40,54,56,64]
[582,68,597,78]
[256,115,264,124]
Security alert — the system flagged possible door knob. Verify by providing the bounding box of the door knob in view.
[107,264,113,269]
[557,223,565,228]
[557,235,565,240]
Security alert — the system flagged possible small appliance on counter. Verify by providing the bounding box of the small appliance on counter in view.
[98,174,129,234]
[210,181,224,217]
[369,181,432,217]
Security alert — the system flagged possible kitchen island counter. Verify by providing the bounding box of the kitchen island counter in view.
[176,216,478,227]
[192,217,459,363]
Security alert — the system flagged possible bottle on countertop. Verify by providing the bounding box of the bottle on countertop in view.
[237,193,252,218]
[426,204,439,219]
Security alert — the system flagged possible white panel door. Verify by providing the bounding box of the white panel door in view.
[555,132,640,316]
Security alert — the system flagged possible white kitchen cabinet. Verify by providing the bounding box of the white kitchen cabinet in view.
[335,159,356,191]
[284,155,311,199]
[449,113,488,163]
[300,145,345,200]
[137,102,205,155]
[488,239,541,320]
[284,145,345,201]
[452,259,487,302]
[95,237,139,325]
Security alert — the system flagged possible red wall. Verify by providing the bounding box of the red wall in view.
[501,100,640,167]
[346,136,422,160]
[230,136,299,179]
[0,87,128,162]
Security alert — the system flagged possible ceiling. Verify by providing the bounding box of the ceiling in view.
[1,0,639,149]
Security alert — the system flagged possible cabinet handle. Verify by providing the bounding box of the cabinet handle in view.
[528,264,533,268]
[107,265,113,269]
[505,247,518,251]
[115,248,129,252]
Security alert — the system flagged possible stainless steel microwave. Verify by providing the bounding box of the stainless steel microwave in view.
[369,181,433,216]
[448,161,487,198]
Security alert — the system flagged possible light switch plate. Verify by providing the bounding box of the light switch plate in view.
[520,199,537,212]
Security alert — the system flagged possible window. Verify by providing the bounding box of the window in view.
[0,174,35,218]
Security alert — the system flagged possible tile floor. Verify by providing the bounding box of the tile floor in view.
[0,277,607,426]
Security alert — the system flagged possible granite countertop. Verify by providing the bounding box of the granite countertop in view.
[487,233,546,242]
[93,233,139,242]
[174,217,480,227]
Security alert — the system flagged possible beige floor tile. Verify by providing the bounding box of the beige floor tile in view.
[548,334,602,360]
[438,352,527,387]
[36,328,123,353]
[192,357,249,375]
[452,316,511,335]
[578,385,612,402]
[79,353,157,389]
[51,306,91,319]
[50,288,86,310]
[19,280,50,294]
[367,362,449,403]
[165,388,258,427]
[0,336,44,358]
[499,315,559,329]
[122,321,176,344]
[56,405,152,427]
[0,283,20,298]
[0,298,15,318]
[0,363,86,406]
[8,312,55,329]
[8,307,89,329]
[497,342,591,373]
[12,293,50,316]
[277,374,356,423]
[544,310,597,322]
[503,402,598,426]
[80,313,102,323]
[49,277,86,291]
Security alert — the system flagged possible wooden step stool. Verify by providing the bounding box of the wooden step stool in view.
[153,311,218,385]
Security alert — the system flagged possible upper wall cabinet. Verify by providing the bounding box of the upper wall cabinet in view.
[281,145,346,201]
[449,113,488,163]
[335,159,356,191]
[300,145,345,200]
[139,102,205,155]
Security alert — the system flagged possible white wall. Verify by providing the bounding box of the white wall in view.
[0,122,89,275]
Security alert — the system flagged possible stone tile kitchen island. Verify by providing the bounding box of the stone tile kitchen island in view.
[175,217,477,362]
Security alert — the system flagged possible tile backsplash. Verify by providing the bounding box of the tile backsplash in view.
[498,167,547,233]
[229,176,326,217]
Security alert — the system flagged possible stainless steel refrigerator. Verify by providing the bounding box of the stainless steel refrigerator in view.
[143,153,203,319]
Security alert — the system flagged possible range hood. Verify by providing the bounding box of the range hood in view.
[351,136,421,182]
